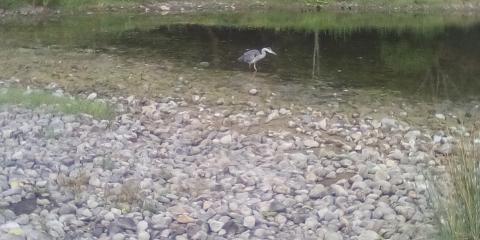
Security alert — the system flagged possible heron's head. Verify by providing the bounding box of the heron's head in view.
[264,47,277,55]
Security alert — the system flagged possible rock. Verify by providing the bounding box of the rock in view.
[116,217,136,230]
[324,230,343,240]
[198,62,210,67]
[104,212,115,221]
[318,118,327,130]
[138,231,150,240]
[152,215,172,229]
[381,118,396,129]
[304,216,318,229]
[331,184,348,196]
[265,110,280,123]
[112,233,125,240]
[395,206,416,220]
[270,200,287,212]
[304,139,319,148]
[275,214,287,225]
[388,149,404,160]
[435,113,446,120]
[249,89,258,95]
[175,215,195,224]
[87,93,97,100]
[160,5,170,11]
[137,220,148,232]
[220,135,232,145]
[0,222,24,237]
[52,89,64,97]
[243,216,255,229]
[309,184,327,199]
[58,204,77,215]
[275,108,287,116]
[317,208,336,221]
[273,184,290,194]
[7,198,37,215]
[435,143,452,155]
[46,220,64,238]
[358,230,380,240]
[78,208,93,218]
[207,219,224,232]
[290,153,308,162]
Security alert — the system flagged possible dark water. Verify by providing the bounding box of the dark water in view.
[2,12,480,101]
[118,24,480,101]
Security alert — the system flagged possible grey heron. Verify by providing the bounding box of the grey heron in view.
[238,47,277,72]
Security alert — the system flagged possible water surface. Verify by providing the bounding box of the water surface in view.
[1,11,480,102]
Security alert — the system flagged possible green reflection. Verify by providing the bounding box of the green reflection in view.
[0,11,479,101]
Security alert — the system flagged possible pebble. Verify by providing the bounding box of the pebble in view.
[87,92,97,100]
[208,219,224,232]
[435,113,446,120]
[243,216,255,229]
[303,139,319,148]
[309,184,327,199]
[249,89,258,95]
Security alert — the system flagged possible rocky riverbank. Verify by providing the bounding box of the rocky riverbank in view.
[0,86,454,239]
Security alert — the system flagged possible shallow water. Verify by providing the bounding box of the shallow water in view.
[1,11,480,102]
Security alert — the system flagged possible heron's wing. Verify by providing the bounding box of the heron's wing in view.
[238,49,261,63]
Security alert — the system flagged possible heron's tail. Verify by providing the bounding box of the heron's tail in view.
[237,56,244,62]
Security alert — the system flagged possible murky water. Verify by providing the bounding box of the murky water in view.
[1,11,480,103]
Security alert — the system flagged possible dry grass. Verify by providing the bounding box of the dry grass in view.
[428,133,480,240]
[57,169,90,194]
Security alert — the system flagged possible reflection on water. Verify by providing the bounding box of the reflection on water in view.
[1,12,480,101]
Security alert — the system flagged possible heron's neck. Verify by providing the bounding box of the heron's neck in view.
[260,48,268,57]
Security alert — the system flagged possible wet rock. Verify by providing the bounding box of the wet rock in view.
[435,113,446,120]
[198,62,210,68]
[160,5,170,11]
[249,89,258,95]
[265,110,279,123]
[87,92,97,100]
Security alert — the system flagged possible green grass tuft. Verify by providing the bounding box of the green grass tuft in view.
[0,88,115,119]
[428,134,480,240]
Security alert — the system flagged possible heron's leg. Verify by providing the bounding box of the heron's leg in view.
[253,63,257,72]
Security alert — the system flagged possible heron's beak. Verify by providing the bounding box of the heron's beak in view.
[271,51,277,55]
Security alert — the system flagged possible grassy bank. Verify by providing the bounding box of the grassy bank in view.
[1,0,479,12]
[429,135,480,239]
[0,88,114,119]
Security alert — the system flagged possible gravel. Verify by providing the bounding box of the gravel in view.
[0,90,447,240]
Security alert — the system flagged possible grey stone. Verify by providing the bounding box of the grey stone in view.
[116,217,136,230]
[324,230,343,240]
[208,219,224,232]
[309,184,327,199]
[358,230,380,240]
[304,139,319,148]
[270,200,287,212]
[243,216,255,229]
